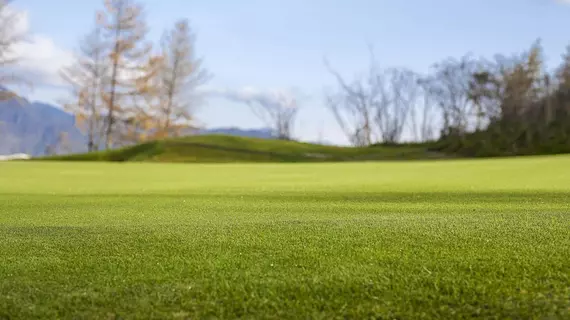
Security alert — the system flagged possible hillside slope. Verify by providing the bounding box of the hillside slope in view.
[43,135,446,163]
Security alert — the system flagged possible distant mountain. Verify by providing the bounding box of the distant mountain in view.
[198,127,276,139]
[0,91,86,156]
[0,88,276,156]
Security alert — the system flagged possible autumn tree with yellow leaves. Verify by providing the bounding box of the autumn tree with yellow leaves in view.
[117,53,163,145]
[60,0,151,150]
[61,0,210,150]
[60,19,108,152]
[131,19,210,140]
[97,0,152,149]
[153,19,210,138]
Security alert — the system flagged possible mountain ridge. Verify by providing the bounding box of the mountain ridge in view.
[0,90,276,155]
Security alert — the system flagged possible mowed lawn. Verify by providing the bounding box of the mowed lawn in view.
[0,156,569,319]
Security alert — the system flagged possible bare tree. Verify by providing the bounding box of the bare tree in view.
[325,49,420,145]
[211,87,300,140]
[60,19,108,152]
[98,0,152,149]
[375,68,419,143]
[423,55,479,137]
[0,0,20,68]
[409,79,435,142]
[0,0,29,100]
[246,90,299,140]
[324,50,381,146]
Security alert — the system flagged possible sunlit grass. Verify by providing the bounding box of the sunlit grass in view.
[0,157,569,318]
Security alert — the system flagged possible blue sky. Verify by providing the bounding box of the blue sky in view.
[9,0,570,144]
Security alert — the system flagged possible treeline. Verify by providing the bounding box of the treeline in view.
[1,0,210,152]
[324,41,570,156]
[432,43,570,156]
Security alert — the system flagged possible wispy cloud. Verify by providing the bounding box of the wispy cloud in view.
[2,4,74,87]
[204,86,302,110]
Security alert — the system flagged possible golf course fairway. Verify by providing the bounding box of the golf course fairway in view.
[1,156,569,318]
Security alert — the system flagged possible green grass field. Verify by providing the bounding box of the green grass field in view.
[1,156,569,319]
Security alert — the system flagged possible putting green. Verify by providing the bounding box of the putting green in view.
[0,157,569,318]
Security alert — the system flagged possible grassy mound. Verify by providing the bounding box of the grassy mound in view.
[42,134,445,162]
